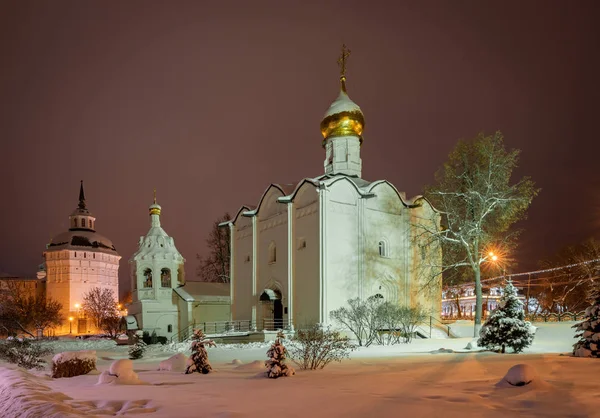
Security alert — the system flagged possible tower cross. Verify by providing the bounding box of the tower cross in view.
[337,44,351,91]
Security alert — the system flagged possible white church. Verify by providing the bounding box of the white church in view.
[127,194,230,340]
[221,47,442,331]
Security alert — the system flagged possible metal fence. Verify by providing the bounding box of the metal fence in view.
[170,320,255,342]
[525,312,586,322]
[261,318,291,331]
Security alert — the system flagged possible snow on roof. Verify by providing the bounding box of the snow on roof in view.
[47,230,118,254]
[323,90,363,119]
[174,281,230,302]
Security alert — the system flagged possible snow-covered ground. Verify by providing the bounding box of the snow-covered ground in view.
[1,322,597,418]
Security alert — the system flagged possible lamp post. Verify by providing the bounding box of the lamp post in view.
[69,317,74,334]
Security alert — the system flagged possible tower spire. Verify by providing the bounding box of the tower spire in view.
[337,44,351,92]
[78,180,86,209]
[153,188,157,204]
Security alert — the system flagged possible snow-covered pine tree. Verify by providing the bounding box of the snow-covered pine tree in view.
[265,331,295,378]
[478,279,534,353]
[572,289,600,357]
[128,339,147,360]
[184,329,216,374]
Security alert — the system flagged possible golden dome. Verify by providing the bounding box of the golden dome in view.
[149,188,161,216]
[320,89,365,146]
[320,44,365,147]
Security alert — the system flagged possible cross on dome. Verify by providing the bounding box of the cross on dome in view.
[337,44,351,92]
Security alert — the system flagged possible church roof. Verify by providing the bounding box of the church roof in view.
[130,196,185,263]
[47,229,118,254]
[173,281,230,302]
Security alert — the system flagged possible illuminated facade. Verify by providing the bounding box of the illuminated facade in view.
[223,47,442,330]
[128,195,230,340]
[42,182,120,335]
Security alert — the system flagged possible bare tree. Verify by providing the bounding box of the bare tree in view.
[196,212,231,283]
[330,296,382,347]
[0,282,63,337]
[417,131,539,337]
[533,238,600,313]
[82,287,118,329]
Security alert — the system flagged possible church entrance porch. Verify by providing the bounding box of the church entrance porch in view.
[259,289,284,331]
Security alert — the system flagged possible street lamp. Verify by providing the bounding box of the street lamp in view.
[69,317,74,334]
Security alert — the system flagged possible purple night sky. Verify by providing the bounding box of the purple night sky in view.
[0,1,598,295]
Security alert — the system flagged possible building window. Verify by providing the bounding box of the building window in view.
[297,238,307,250]
[378,240,388,257]
[73,219,77,227]
[161,268,171,287]
[268,242,276,264]
[84,252,86,258]
[167,324,172,333]
[90,221,93,229]
[245,254,250,263]
[143,268,153,288]
[74,252,77,257]
[81,218,86,228]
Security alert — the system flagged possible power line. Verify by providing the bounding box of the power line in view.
[480,257,600,284]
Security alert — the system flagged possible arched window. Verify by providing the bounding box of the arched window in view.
[268,242,276,263]
[378,240,388,257]
[167,324,172,333]
[143,268,153,288]
[81,218,86,228]
[161,268,171,287]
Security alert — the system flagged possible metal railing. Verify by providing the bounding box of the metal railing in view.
[170,320,255,342]
[262,318,292,331]
[427,316,451,337]
[525,311,586,322]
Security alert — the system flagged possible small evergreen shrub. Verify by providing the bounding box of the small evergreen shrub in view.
[129,340,147,360]
[184,329,216,374]
[265,331,295,378]
[0,339,53,370]
[51,351,96,378]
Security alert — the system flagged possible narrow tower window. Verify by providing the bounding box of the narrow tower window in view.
[143,268,153,288]
[81,218,86,228]
[161,268,171,287]
[268,242,277,263]
[378,240,388,257]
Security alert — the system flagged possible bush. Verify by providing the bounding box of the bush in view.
[51,351,96,378]
[331,298,429,346]
[0,339,53,370]
[330,296,382,347]
[129,340,147,360]
[375,303,428,345]
[288,324,356,370]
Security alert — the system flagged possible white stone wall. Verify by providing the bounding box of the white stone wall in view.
[255,187,289,329]
[45,249,120,335]
[291,185,320,327]
[232,215,254,322]
[324,179,361,324]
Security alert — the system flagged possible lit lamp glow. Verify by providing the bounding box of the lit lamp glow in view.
[68,316,74,334]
